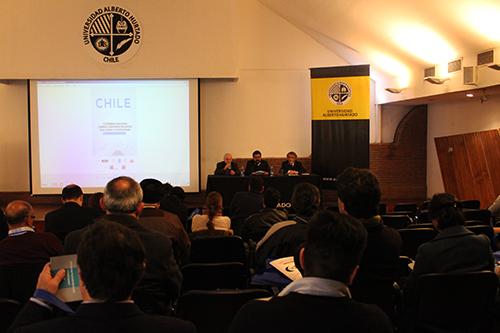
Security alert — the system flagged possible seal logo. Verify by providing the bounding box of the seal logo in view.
[328,81,352,105]
[82,6,142,64]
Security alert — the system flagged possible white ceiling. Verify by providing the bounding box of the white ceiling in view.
[259,0,500,102]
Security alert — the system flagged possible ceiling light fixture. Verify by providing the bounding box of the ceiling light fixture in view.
[424,76,450,84]
[466,93,474,98]
[385,88,406,94]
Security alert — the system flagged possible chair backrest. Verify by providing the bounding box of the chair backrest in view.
[189,235,247,264]
[381,215,411,230]
[415,271,498,331]
[0,298,22,333]
[460,199,481,210]
[398,228,438,259]
[463,209,492,225]
[406,223,434,229]
[176,289,272,333]
[394,203,419,213]
[0,263,45,304]
[181,262,249,293]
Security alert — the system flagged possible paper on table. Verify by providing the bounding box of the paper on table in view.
[270,256,303,281]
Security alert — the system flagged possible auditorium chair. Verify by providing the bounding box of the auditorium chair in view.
[466,224,497,251]
[460,199,481,210]
[398,228,438,259]
[381,214,412,230]
[394,203,419,214]
[405,223,434,229]
[0,262,45,304]
[463,209,492,225]
[175,289,272,333]
[411,271,498,332]
[181,262,249,293]
[189,235,248,266]
[0,298,21,333]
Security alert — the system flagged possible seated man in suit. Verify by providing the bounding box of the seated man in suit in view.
[44,184,97,243]
[9,221,195,333]
[279,151,306,175]
[230,210,393,333]
[214,153,240,176]
[244,150,270,176]
[65,176,182,315]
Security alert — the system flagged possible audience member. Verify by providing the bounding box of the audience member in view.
[279,151,306,175]
[0,208,8,241]
[230,176,264,235]
[139,178,190,266]
[191,191,232,235]
[87,191,106,217]
[241,187,287,242]
[162,182,174,196]
[44,184,97,243]
[64,176,182,314]
[489,194,500,223]
[404,193,494,302]
[335,167,401,317]
[0,201,63,303]
[0,200,63,266]
[244,150,270,176]
[255,183,320,272]
[160,189,189,230]
[214,153,240,176]
[230,210,393,333]
[9,221,196,333]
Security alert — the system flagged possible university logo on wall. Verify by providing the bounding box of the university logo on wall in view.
[328,81,352,106]
[82,6,142,64]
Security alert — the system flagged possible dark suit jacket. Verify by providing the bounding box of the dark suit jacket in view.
[44,202,97,243]
[64,215,182,313]
[214,161,240,176]
[404,225,494,303]
[279,160,306,174]
[9,301,196,333]
[244,160,270,176]
[229,292,393,333]
[230,191,264,235]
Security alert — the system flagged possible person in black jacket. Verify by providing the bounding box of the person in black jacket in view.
[9,221,195,333]
[214,153,240,176]
[64,176,182,315]
[44,184,97,243]
[244,150,270,176]
[279,151,306,175]
[230,210,393,333]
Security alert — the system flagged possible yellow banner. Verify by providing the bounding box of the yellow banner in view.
[311,76,370,120]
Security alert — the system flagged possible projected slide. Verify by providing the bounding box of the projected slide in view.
[30,80,199,194]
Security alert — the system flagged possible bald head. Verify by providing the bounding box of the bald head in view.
[103,176,143,214]
[5,200,34,227]
[223,153,233,164]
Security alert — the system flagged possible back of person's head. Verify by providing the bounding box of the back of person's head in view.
[264,187,281,209]
[249,176,264,193]
[303,210,367,283]
[103,176,143,214]
[162,182,173,196]
[140,178,164,204]
[205,191,223,230]
[336,167,381,219]
[88,192,105,216]
[77,221,145,302]
[5,200,33,226]
[171,186,186,202]
[291,183,321,217]
[62,184,83,201]
[429,193,465,229]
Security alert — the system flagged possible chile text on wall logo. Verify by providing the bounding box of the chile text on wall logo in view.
[83,6,141,64]
[328,81,352,105]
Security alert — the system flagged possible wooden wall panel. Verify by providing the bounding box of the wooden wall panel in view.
[435,128,500,208]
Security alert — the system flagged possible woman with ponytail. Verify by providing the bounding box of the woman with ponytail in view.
[191,191,233,235]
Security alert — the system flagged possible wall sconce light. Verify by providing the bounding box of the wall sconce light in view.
[424,76,450,84]
[385,88,406,94]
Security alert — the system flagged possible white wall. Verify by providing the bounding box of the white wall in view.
[427,95,500,197]
[0,81,30,191]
